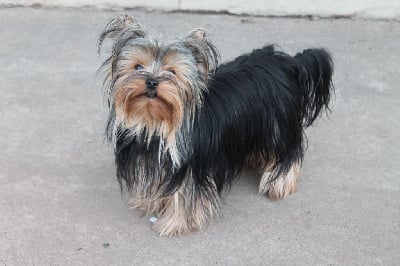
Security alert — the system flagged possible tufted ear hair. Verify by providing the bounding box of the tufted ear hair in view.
[98,15,147,81]
[97,15,147,107]
[184,28,220,78]
[97,15,146,54]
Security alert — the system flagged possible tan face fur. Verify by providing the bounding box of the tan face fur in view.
[98,18,218,144]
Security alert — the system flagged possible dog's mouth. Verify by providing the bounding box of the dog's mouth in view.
[122,90,172,120]
[146,90,157,98]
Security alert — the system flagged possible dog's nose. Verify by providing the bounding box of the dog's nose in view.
[146,79,158,90]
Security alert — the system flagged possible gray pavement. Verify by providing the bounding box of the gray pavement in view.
[1,6,399,266]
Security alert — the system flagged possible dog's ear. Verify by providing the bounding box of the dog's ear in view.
[97,15,147,107]
[184,29,220,77]
[97,15,146,54]
[98,15,146,79]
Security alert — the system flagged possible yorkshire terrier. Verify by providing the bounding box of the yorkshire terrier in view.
[98,15,333,236]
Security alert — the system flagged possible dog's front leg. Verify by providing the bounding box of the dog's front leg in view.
[152,177,221,237]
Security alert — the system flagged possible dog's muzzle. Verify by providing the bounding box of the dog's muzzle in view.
[146,79,158,98]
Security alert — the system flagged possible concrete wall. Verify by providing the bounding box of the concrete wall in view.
[3,0,400,19]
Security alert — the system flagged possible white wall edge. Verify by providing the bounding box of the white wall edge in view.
[2,0,400,20]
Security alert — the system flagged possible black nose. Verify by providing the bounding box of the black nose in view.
[146,79,158,90]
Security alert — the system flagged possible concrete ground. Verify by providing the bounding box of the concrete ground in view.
[1,6,399,266]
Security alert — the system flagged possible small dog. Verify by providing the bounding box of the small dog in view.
[98,15,333,236]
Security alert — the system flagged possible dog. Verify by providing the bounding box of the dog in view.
[97,15,334,236]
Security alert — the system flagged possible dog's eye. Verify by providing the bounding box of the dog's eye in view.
[134,64,145,71]
[167,69,176,75]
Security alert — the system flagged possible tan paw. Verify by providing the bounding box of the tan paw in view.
[259,163,300,200]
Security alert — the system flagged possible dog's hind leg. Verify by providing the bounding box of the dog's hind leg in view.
[259,162,301,200]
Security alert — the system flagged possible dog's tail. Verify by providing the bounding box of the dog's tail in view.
[294,48,334,127]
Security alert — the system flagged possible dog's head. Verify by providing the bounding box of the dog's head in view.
[98,15,219,140]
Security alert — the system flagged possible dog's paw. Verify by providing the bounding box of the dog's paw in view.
[151,215,198,237]
[264,177,298,200]
[259,163,300,200]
